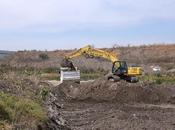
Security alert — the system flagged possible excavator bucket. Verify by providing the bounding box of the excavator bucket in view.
[60,59,80,83]
[61,59,76,70]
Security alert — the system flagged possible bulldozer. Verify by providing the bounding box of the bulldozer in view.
[61,45,142,82]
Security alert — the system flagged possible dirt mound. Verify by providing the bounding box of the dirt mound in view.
[79,79,168,103]
[52,81,81,102]
[53,78,175,104]
[48,79,175,130]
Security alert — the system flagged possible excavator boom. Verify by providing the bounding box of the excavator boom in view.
[65,45,118,63]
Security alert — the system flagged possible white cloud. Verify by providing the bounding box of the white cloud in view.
[0,0,174,31]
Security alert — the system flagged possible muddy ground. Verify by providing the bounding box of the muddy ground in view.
[45,79,175,130]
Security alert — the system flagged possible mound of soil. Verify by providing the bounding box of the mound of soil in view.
[53,78,175,104]
[48,79,175,130]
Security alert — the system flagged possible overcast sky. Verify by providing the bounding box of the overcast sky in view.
[0,0,175,50]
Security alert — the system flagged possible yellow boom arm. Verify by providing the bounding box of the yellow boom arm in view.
[65,45,118,63]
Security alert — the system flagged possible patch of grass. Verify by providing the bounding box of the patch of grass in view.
[40,73,59,80]
[40,87,49,101]
[39,53,49,60]
[0,64,12,73]
[140,74,175,84]
[42,67,60,73]
[0,92,47,128]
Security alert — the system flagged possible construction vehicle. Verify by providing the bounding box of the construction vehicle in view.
[61,45,142,82]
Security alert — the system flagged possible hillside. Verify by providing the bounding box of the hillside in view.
[2,44,175,73]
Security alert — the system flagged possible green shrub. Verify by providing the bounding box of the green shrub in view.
[0,92,47,124]
[40,88,49,100]
[39,53,49,60]
[42,67,59,73]
[155,79,162,84]
[0,64,12,73]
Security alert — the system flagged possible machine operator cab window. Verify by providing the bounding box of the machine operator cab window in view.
[112,61,128,75]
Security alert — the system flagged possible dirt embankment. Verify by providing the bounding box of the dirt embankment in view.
[53,78,175,104]
[44,79,175,130]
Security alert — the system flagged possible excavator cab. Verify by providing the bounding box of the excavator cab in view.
[111,61,142,82]
[112,61,128,75]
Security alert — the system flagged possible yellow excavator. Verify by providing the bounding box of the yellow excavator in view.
[61,45,142,82]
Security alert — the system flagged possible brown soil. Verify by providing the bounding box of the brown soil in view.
[46,79,175,130]
[54,78,175,104]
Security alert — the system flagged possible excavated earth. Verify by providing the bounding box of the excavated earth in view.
[45,78,175,130]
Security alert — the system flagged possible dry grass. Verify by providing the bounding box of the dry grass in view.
[1,44,175,74]
[1,44,175,83]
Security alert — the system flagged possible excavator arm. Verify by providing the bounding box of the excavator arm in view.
[65,45,118,63]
